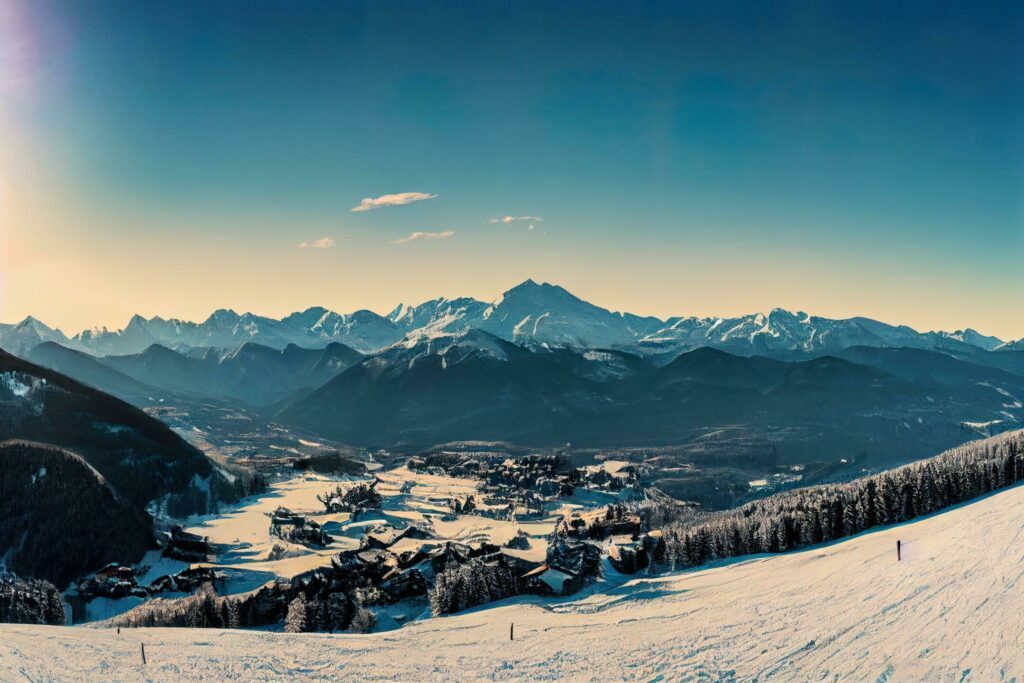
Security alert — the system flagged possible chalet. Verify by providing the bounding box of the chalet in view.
[147,567,226,595]
[489,548,543,576]
[546,537,602,578]
[94,563,135,584]
[379,567,428,602]
[522,564,584,596]
[363,523,432,551]
[395,546,431,570]
[607,530,664,574]
[162,525,213,562]
[430,542,474,573]
[561,507,642,540]
[269,507,332,547]
[77,563,146,600]
[330,549,365,579]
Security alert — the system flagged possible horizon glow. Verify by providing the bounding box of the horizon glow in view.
[2,1,1022,339]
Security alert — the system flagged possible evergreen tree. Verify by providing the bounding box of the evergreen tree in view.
[285,594,310,633]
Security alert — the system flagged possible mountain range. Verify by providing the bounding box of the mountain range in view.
[279,329,1024,460]
[2,280,1020,359]
[4,280,1023,469]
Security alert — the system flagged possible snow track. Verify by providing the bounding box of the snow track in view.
[5,483,1024,680]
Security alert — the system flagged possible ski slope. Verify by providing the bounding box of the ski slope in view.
[4,482,1024,681]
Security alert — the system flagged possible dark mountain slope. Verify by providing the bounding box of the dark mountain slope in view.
[101,343,212,397]
[98,341,361,406]
[24,342,159,405]
[656,347,785,390]
[834,346,1024,387]
[0,441,154,588]
[0,348,247,515]
[280,330,609,448]
[279,338,1021,466]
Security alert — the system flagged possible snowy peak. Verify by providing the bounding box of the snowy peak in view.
[638,309,1009,357]
[281,306,331,329]
[1,281,1016,359]
[474,279,662,349]
[0,317,70,355]
[392,328,512,361]
[937,328,1004,351]
[203,308,242,327]
[54,306,404,356]
[999,338,1024,352]
[387,296,490,338]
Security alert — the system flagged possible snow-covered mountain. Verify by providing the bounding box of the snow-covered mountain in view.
[1,279,1012,358]
[386,296,490,335]
[68,308,403,355]
[382,281,662,349]
[0,317,71,355]
[476,279,663,348]
[636,308,1001,357]
[998,337,1024,352]
[936,328,1004,351]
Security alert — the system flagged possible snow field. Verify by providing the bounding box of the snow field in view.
[7,478,1024,679]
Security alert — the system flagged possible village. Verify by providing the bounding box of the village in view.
[70,452,666,631]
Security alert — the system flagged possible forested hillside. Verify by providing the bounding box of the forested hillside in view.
[650,430,1024,569]
[0,574,66,626]
[0,348,260,515]
[0,441,154,588]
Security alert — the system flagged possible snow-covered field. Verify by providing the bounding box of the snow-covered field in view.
[76,465,617,624]
[179,467,563,586]
[6,479,1024,680]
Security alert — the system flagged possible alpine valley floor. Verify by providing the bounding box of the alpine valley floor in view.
[5,482,1024,681]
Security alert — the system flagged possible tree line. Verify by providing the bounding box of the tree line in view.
[105,576,378,634]
[647,431,1024,571]
[0,573,65,625]
[429,558,521,616]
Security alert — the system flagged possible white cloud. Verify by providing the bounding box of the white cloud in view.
[488,215,543,224]
[352,192,437,212]
[296,236,337,249]
[390,230,455,245]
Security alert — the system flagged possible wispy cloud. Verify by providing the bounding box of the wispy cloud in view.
[296,236,337,249]
[488,215,543,224]
[390,230,455,245]
[352,192,437,212]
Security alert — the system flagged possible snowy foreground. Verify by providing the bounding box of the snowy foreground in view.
[6,484,1024,681]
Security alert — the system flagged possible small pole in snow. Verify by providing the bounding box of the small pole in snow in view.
[897,539,901,562]
[140,642,147,666]
[510,623,514,641]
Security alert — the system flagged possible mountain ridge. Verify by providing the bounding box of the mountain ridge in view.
[277,330,1024,459]
[2,280,1018,358]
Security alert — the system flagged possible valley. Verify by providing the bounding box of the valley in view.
[6,456,1024,681]
[7,281,1023,497]
[4,1,1019,677]
[2,282,1023,678]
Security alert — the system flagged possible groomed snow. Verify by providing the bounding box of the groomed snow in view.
[6,480,1024,680]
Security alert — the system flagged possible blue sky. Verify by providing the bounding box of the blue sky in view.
[2,0,1022,337]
